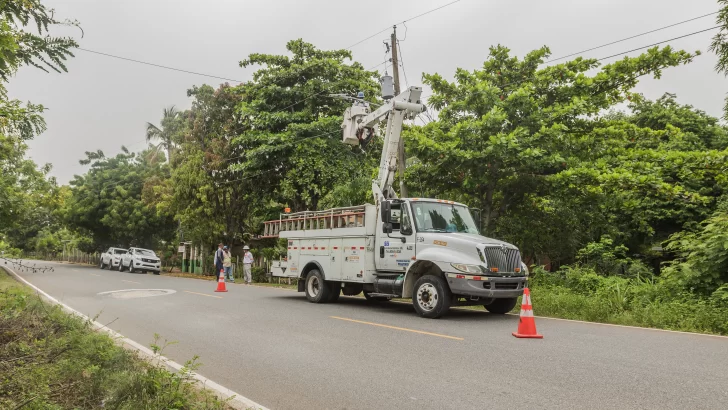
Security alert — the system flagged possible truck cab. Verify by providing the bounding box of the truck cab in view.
[376,198,527,317]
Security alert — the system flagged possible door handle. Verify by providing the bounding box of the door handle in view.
[380,246,384,258]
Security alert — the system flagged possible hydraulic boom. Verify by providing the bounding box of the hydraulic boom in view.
[341,86,425,201]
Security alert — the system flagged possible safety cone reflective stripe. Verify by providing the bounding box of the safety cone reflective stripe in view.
[512,288,542,339]
[215,269,228,292]
[519,309,534,317]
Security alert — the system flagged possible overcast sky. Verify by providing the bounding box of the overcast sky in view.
[8,0,727,184]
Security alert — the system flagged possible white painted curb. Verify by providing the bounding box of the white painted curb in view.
[3,265,269,410]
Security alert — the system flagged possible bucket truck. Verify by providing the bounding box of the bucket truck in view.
[265,84,528,318]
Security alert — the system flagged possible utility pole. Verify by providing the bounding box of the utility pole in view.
[390,25,409,198]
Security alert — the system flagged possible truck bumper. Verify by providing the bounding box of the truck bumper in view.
[446,273,527,299]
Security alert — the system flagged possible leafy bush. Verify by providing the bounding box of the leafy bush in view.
[252,266,268,283]
[663,210,728,294]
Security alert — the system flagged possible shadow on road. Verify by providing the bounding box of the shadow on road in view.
[267,293,514,323]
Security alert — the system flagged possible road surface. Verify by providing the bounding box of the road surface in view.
[8,261,728,410]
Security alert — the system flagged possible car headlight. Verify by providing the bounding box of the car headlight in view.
[450,263,486,274]
[520,261,529,277]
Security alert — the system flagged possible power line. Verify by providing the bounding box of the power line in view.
[77,48,243,83]
[397,40,410,88]
[418,26,718,118]
[597,26,719,61]
[344,0,462,49]
[270,1,462,115]
[548,11,719,63]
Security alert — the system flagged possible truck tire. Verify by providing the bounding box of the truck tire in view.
[412,275,451,319]
[128,261,135,274]
[327,282,341,303]
[484,297,518,314]
[304,269,331,303]
[118,261,124,272]
[100,259,105,269]
[363,291,390,302]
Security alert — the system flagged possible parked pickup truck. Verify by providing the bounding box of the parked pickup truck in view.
[119,247,161,274]
[99,247,127,270]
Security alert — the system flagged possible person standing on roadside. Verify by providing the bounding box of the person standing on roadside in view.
[223,246,234,282]
[214,243,224,278]
[243,245,254,284]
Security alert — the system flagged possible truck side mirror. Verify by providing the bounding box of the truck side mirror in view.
[381,201,393,234]
[380,200,391,223]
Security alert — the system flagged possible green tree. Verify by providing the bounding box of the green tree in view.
[710,0,728,118]
[0,0,79,251]
[146,106,181,163]
[162,84,254,253]
[407,45,698,265]
[231,39,381,212]
[64,148,176,250]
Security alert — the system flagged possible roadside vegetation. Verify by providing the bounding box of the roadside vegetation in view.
[1,0,728,334]
[0,269,231,409]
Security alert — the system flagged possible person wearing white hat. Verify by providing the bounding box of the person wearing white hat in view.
[242,245,253,284]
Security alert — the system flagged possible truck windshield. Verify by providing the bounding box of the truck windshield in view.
[411,202,480,234]
[136,249,156,257]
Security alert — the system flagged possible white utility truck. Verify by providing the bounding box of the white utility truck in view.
[266,84,528,318]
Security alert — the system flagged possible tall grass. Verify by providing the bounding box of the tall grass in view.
[529,266,728,335]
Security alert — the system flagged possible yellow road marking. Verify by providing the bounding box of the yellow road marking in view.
[89,273,101,277]
[183,290,223,299]
[121,280,141,285]
[330,316,463,341]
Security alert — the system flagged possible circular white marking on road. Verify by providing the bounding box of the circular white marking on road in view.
[97,289,177,299]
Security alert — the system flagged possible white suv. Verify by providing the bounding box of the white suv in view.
[100,247,127,269]
[119,247,161,274]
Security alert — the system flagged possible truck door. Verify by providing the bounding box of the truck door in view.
[377,202,416,272]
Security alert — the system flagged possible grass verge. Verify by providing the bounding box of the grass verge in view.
[0,268,234,409]
[529,271,728,336]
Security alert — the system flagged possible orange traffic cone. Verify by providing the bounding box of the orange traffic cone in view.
[512,288,542,338]
[215,269,228,292]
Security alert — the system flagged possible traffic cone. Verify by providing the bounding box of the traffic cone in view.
[512,288,542,338]
[215,269,228,292]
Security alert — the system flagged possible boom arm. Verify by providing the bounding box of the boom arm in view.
[341,86,424,201]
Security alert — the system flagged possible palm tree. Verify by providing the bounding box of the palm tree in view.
[146,106,180,164]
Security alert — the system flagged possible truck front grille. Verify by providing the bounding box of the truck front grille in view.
[482,246,521,274]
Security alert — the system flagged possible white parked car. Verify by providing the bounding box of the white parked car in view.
[99,247,128,269]
[119,247,161,274]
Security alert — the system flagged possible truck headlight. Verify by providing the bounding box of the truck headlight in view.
[451,263,486,274]
[521,262,529,277]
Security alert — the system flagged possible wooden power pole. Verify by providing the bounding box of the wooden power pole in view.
[390,25,409,198]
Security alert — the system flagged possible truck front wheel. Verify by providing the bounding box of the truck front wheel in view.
[484,297,518,314]
[412,275,451,318]
[304,269,331,303]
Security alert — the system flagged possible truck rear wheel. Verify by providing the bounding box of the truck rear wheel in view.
[412,275,451,318]
[484,297,518,314]
[304,269,331,303]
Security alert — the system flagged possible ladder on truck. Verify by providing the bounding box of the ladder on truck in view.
[262,205,368,238]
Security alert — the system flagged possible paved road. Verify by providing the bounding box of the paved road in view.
[9,261,728,410]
